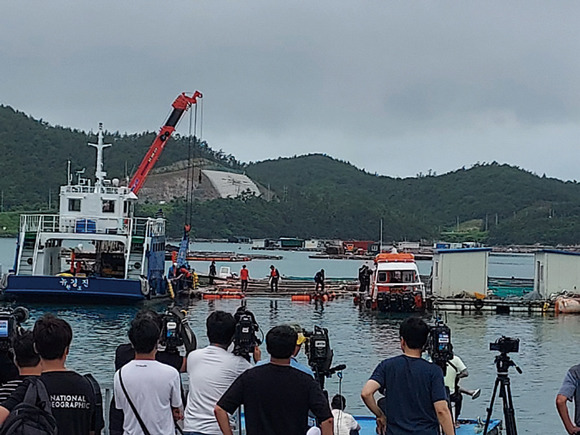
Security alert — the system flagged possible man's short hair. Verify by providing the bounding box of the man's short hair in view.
[399,316,429,350]
[33,314,73,360]
[206,311,236,346]
[331,394,346,410]
[11,330,40,368]
[128,317,161,354]
[266,325,297,359]
[134,309,163,330]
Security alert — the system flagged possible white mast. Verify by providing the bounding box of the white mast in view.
[88,123,112,187]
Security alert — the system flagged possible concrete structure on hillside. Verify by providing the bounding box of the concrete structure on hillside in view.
[201,170,261,198]
[431,248,491,298]
[534,250,580,298]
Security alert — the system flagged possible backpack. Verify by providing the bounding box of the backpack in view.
[0,378,58,435]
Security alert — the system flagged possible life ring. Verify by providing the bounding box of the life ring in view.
[474,299,484,310]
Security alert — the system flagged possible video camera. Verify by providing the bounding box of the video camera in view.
[490,336,519,354]
[233,301,261,361]
[158,305,196,355]
[304,326,333,375]
[426,318,453,375]
[0,307,29,352]
[303,326,346,389]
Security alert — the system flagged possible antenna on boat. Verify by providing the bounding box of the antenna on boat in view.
[67,160,72,185]
[88,123,112,187]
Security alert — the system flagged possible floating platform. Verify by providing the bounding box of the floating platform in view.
[431,296,550,314]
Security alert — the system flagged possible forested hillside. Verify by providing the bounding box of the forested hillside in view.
[2,104,580,245]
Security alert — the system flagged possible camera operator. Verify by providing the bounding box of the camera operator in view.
[183,311,260,435]
[256,323,314,377]
[0,330,42,402]
[0,307,29,385]
[361,317,454,435]
[110,308,194,435]
[215,325,333,435]
[556,364,580,434]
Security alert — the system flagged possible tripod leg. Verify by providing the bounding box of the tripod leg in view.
[483,377,500,435]
[501,380,518,435]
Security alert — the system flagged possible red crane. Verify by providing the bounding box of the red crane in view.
[129,91,203,193]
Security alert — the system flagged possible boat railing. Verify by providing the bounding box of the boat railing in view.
[60,185,130,195]
[20,214,129,236]
[19,214,165,238]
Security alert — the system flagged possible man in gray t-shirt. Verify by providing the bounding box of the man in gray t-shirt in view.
[556,364,580,434]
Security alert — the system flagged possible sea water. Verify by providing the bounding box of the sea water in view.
[0,238,572,434]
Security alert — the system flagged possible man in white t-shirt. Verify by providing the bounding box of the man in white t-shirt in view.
[331,394,360,435]
[114,316,182,434]
[183,311,259,435]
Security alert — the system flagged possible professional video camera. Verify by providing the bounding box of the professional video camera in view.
[158,305,196,355]
[0,306,29,352]
[303,326,346,389]
[233,301,261,361]
[426,318,453,375]
[490,336,519,354]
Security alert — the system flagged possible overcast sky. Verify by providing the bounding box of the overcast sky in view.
[1,1,579,180]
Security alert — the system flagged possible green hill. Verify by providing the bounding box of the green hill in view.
[2,104,580,245]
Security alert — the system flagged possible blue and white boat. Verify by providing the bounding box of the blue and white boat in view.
[0,124,167,302]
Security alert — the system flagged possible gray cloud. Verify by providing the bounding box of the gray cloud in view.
[1,0,579,180]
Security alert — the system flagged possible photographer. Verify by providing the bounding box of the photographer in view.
[113,315,183,434]
[556,364,580,434]
[183,311,260,435]
[361,317,454,435]
[0,330,42,402]
[110,308,192,435]
[256,323,314,377]
[215,325,333,435]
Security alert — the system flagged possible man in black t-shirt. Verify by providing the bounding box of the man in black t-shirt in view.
[0,314,102,435]
[215,325,333,435]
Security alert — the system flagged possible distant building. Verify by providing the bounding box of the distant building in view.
[201,170,261,199]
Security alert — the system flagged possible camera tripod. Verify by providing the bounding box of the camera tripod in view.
[483,352,522,435]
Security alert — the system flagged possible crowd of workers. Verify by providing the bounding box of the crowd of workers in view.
[1,311,580,435]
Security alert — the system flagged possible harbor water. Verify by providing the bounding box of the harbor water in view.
[0,238,574,434]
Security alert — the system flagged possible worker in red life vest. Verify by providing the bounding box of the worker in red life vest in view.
[240,265,249,292]
[269,265,280,293]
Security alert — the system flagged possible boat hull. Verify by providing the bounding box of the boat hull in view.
[2,275,145,301]
[555,296,580,314]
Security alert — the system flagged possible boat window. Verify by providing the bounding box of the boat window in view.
[102,200,115,213]
[378,272,387,282]
[68,199,81,212]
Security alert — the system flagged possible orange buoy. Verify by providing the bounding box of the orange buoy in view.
[203,294,221,300]
[322,294,329,302]
[291,294,311,302]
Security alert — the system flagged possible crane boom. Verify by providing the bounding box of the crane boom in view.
[129,91,203,193]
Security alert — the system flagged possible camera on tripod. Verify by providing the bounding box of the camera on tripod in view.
[489,336,519,354]
[303,326,346,390]
[304,326,333,375]
[426,319,453,375]
[158,305,196,355]
[0,307,29,352]
[233,302,261,360]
